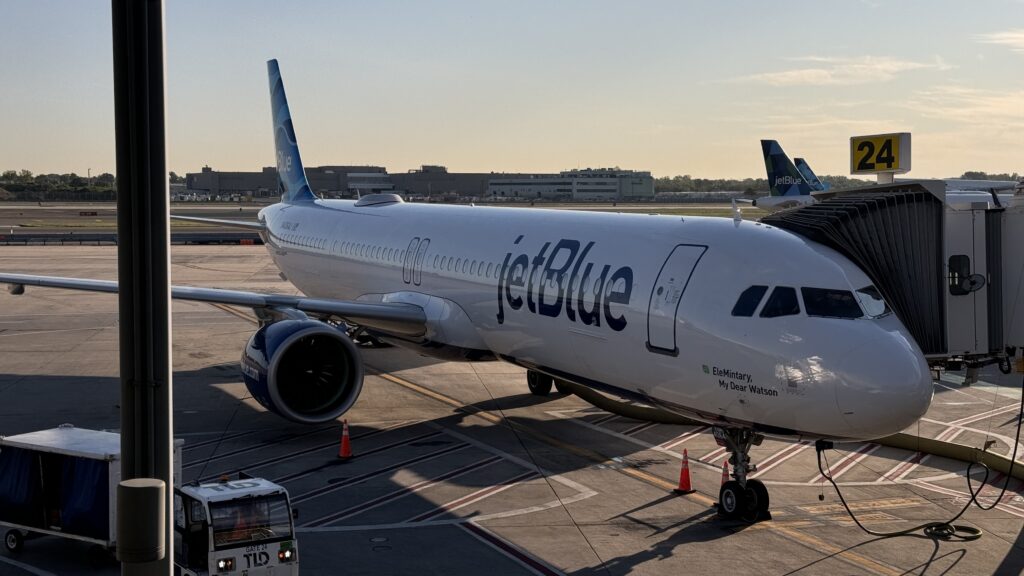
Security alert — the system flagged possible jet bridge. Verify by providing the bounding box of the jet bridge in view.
[762,179,1024,369]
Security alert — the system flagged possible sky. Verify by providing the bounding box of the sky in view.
[1,0,1022,179]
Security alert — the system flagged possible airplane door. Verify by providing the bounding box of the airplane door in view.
[646,244,707,355]
[413,239,430,286]
[403,237,420,284]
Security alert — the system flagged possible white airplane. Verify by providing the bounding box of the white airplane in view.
[0,60,934,521]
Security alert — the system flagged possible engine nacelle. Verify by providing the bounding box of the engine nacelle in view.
[240,319,364,424]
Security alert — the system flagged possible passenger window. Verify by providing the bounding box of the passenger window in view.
[441,256,448,270]
[471,261,478,276]
[486,263,493,277]
[760,286,800,318]
[731,285,768,317]
[801,287,863,319]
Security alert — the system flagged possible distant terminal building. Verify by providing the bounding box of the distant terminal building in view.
[487,168,654,200]
[185,165,653,201]
[186,165,387,198]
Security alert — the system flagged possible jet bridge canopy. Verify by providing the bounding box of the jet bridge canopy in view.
[762,183,947,356]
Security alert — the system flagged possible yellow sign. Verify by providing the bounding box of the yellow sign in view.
[850,132,911,175]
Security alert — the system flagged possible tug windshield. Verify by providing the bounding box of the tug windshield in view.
[210,494,292,549]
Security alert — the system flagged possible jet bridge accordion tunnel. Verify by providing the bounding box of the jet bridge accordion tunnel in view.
[762,181,1024,368]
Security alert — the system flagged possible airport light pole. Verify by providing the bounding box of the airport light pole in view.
[111,0,173,574]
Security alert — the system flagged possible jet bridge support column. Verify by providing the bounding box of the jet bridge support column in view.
[112,0,173,573]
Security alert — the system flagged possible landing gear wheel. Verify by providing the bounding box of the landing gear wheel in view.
[4,530,23,555]
[745,479,771,521]
[526,370,553,396]
[554,380,571,395]
[717,481,746,519]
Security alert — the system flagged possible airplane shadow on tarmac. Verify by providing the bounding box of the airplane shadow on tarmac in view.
[2,353,1023,575]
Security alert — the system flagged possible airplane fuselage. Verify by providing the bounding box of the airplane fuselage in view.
[257,199,933,441]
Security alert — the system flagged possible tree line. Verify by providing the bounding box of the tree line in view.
[0,169,1018,201]
[0,170,185,201]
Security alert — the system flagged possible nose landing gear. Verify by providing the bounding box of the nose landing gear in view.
[713,427,772,522]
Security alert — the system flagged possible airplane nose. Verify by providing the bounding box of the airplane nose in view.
[834,336,933,439]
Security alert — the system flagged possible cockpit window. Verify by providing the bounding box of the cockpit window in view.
[731,285,768,317]
[759,286,799,318]
[801,287,863,319]
[854,285,890,318]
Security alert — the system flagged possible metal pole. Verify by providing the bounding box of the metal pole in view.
[111,0,173,573]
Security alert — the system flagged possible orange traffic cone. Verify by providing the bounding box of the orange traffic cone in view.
[673,449,695,494]
[337,419,353,460]
[721,459,730,485]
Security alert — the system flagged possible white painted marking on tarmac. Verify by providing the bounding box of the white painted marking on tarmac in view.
[808,443,880,484]
[545,409,721,472]
[920,417,1024,457]
[459,522,565,576]
[0,327,106,338]
[432,422,594,495]
[307,455,503,527]
[910,480,1024,519]
[750,441,811,479]
[408,470,539,523]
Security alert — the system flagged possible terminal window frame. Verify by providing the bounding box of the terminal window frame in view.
[801,287,864,319]
[731,285,769,317]
[759,286,800,318]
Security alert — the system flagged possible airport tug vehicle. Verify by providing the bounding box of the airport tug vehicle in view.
[174,476,298,576]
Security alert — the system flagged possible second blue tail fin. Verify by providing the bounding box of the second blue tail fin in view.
[794,158,829,192]
[268,59,317,203]
[761,140,812,197]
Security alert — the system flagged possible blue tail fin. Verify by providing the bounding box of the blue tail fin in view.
[794,158,829,192]
[761,140,812,197]
[268,59,316,203]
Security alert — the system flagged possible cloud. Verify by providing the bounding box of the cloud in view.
[975,29,1024,53]
[908,86,1024,129]
[734,56,954,86]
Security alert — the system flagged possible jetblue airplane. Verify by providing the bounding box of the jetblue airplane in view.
[0,60,934,520]
[754,140,819,211]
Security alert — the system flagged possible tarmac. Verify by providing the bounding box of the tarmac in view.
[0,245,1022,575]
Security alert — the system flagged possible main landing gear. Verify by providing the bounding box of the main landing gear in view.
[526,370,570,396]
[713,427,771,522]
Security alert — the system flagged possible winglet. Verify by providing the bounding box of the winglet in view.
[268,59,317,203]
[761,140,812,197]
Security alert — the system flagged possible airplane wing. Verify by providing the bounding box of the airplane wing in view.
[0,273,425,337]
[170,215,266,231]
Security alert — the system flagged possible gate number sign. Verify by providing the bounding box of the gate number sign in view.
[850,133,911,175]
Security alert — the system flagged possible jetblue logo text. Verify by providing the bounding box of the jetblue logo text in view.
[496,237,633,331]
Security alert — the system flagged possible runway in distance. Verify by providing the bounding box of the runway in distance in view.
[0,60,935,520]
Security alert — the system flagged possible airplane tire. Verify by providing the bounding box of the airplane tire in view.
[746,479,770,517]
[554,380,571,395]
[4,530,23,555]
[526,371,553,396]
[718,481,746,519]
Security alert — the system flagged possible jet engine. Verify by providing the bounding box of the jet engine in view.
[240,319,364,424]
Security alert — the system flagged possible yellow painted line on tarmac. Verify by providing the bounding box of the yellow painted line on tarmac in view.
[206,301,899,575]
[210,302,258,323]
[796,497,928,515]
[771,524,902,576]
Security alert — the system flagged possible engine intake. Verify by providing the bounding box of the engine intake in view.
[241,319,364,424]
